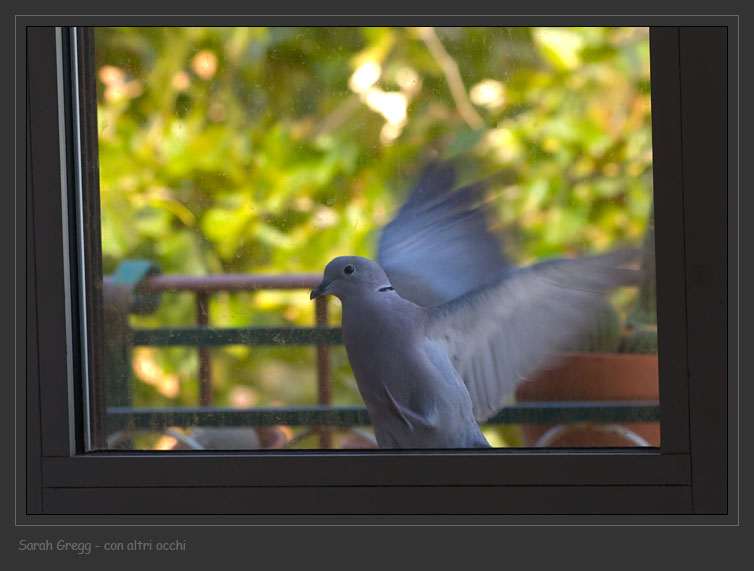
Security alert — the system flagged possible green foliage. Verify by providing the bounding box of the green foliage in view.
[95,27,655,435]
[580,303,622,354]
[619,325,659,355]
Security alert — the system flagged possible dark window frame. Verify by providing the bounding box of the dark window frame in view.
[21,24,733,519]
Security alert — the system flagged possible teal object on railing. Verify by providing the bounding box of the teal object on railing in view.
[111,259,162,314]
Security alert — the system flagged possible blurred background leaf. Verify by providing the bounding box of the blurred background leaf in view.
[95,26,653,445]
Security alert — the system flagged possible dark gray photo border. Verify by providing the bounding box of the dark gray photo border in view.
[17,18,736,526]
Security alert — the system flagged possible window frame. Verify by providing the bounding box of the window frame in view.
[21,23,733,520]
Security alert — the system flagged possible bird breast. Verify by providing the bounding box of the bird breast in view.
[340,297,428,394]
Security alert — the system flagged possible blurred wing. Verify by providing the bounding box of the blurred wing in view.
[426,249,641,421]
[377,162,510,307]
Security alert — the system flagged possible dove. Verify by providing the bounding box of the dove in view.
[310,162,641,448]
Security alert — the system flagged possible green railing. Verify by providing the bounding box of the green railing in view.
[100,261,660,449]
[107,402,661,432]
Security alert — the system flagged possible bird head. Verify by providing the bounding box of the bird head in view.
[310,256,393,302]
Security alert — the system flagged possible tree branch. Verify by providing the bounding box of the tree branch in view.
[418,27,485,129]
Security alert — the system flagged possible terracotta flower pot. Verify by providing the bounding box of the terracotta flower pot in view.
[167,426,291,450]
[514,352,660,447]
[257,426,291,449]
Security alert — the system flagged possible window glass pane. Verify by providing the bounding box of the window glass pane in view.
[90,26,658,450]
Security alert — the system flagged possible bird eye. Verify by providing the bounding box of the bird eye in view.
[343,264,355,275]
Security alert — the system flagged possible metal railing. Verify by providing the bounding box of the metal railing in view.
[100,261,661,449]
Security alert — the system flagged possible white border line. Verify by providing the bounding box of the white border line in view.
[69,27,93,452]
[54,28,78,456]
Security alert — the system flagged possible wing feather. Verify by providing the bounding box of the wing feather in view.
[377,161,511,307]
[426,250,641,421]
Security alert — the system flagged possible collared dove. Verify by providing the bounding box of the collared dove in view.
[310,162,641,448]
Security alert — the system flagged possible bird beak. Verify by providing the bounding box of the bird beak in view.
[310,279,332,300]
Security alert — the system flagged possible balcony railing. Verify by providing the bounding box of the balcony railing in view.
[98,261,660,450]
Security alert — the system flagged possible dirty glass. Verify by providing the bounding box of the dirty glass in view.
[90,26,658,451]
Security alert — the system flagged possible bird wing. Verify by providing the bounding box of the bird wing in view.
[425,249,641,421]
[377,161,511,307]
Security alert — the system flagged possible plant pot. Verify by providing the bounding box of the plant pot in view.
[168,426,291,450]
[257,426,291,449]
[514,352,660,447]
